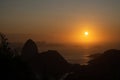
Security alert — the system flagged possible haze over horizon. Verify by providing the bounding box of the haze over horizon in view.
[1,0,120,44]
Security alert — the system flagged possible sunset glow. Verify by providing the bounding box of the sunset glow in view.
[0,0,120,79]
[84,32,89,36]
[0,0,120,44]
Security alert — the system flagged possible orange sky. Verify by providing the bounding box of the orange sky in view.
[0,0,120,44]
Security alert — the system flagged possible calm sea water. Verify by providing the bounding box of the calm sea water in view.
[38,43,120,65]
[12,42,120,65]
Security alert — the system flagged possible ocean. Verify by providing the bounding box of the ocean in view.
[12,42,120,65]
[38,43,120,65]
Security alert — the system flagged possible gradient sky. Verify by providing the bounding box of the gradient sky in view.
[0,0,120,43]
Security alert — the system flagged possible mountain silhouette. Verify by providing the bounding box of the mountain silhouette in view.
[85,49,120,80]
[1,33,120,80]
[21,39,38,61]
[65,49,120,80]
[21,39,73,80]
[39,50,71,78]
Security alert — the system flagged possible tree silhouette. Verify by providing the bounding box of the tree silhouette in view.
[0,32,13,57]
[0,33,37,80]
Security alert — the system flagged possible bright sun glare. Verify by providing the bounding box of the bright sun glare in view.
[84,32,89,36]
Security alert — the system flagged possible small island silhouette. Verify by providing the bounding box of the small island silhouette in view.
[0,33,120,80]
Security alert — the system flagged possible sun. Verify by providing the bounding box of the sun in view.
[84,32,89,36]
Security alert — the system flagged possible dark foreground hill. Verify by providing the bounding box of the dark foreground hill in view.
[21,39,78,80]
[65,49,120,80]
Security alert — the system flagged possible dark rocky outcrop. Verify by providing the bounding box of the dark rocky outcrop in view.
[21,39,38,61]
[65,49,120,80]
[86,49,120,80]
[38,50,71,79]
[21,39,73,80]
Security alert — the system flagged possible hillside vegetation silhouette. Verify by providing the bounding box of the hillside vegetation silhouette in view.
[0,33,120,80]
